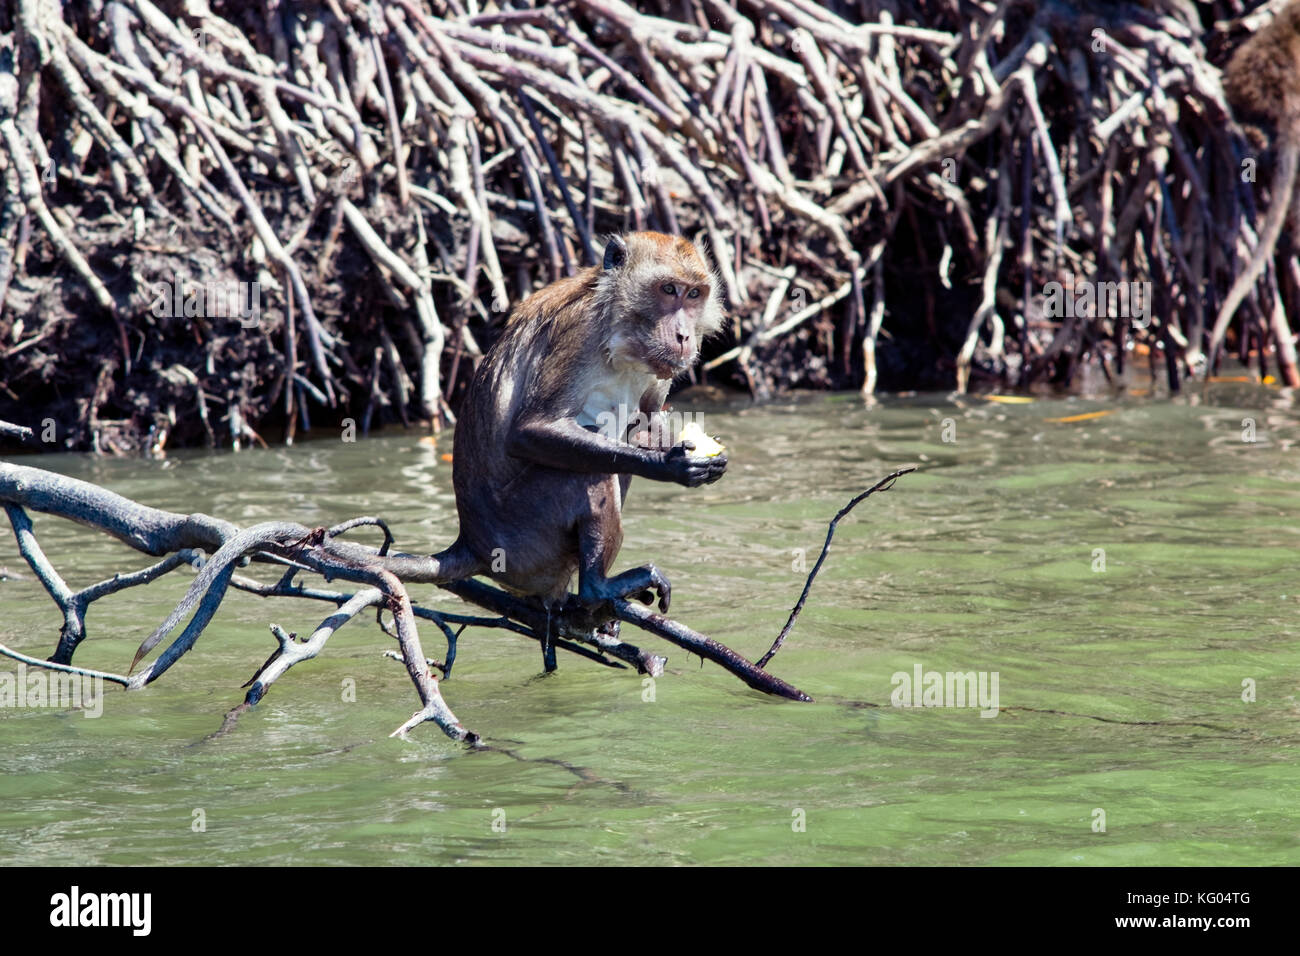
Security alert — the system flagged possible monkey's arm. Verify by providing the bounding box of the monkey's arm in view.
[507,416,726,487]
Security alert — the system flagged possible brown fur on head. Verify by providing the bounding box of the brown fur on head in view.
[595,232,725,380]
[489,232,724,422]
[486,234,728,429]
[1224,1,1300,142]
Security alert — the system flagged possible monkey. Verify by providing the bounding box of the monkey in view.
[124,234,722,678]
[1212,1,1300,362]
[424,231,728,624]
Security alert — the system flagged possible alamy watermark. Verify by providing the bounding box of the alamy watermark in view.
[588,402,709,448]
[0,663,104,717]
[49,886,150,936]
[890,663,1000,717]
[150,275,263,328]
[1043,274,1152,328]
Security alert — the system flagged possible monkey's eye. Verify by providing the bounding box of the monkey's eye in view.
[661,283,678,297]
[687,288,701,299]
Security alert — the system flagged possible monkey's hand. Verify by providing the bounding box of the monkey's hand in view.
[661,442,728,487]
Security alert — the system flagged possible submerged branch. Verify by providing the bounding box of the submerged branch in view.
[0,460,875,741]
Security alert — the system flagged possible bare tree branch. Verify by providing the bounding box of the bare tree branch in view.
[0,460,900,742]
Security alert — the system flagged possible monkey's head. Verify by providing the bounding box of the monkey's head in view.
[597,232,724,380]
[1223,1,1300,140]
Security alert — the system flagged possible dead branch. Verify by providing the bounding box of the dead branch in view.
[0,460,914,742]
[756,466,916,669]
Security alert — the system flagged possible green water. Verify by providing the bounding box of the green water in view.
[2,386,1297,865]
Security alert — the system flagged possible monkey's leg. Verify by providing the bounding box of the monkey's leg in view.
[578,553,672,614]
[575,484,672,614]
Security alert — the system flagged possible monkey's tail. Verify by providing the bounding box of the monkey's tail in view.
[323,536,485,584]
[1208,140,1299,368]
[427,537,488,582]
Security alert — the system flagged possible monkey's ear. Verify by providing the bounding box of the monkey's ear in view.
[603,235,628,271]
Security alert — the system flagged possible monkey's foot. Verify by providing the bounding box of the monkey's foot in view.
[580,563,671,614]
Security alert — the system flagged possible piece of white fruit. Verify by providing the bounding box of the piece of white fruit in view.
[678,420,725,457]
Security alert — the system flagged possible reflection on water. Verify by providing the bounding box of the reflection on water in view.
[2,378,1298,864]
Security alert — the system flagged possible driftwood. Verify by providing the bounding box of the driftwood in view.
[1,2,1293,455]
[0,458,910,743]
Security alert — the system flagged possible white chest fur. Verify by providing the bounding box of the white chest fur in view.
[576,368,653,437]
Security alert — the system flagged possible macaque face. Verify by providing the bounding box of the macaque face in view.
[638,274,711,378]
[601,233,723,381]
